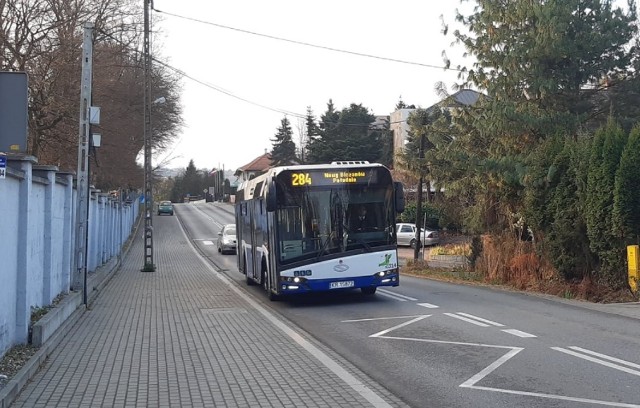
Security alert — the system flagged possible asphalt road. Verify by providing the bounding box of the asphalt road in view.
[166,201,640,408]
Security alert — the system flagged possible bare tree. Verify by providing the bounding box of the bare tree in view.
[0,0,182,189]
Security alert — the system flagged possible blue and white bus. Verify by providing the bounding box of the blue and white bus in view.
[235,161,404,300]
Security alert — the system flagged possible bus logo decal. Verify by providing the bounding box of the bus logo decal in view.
[379,254,393,267]
[334,264,349,272]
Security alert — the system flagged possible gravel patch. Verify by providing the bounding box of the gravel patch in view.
[0,345,38,391]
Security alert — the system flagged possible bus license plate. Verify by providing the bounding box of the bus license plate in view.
[330,280,354,289]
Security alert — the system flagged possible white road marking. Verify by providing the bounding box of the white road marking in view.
[370,315,430,338]
[192,204,224,228]
[342,315,426,323]
[416,302,439,309]
[375,335,518,350]
[202,240,214,246]
[456,312,504,327]
[444,312,490,327]
[465,385,640,408]
[552,347,640,377]
[460,348,523,387]
[501,329,537,338]
[377,289,417,301]
[178,216,393,407]
[569,346,640,370]
[376,291,407,301]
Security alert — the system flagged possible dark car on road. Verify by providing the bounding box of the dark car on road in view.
[157,201,174,216]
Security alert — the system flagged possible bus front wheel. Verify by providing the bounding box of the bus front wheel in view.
[361,287,377,295]
[262,268,279,301]
[245,257,255,286]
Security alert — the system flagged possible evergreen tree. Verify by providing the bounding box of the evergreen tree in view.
[302,106,320,164]
[432,0,638,236]
[337,103,381,162]
[586,119,628,287]
[170,159,208,202]
[450,0,637,140]
[307,100,382,164]
[613,125,640,244]
[270,116,298,166]
[307,99,340,164]
[378,119,394,168]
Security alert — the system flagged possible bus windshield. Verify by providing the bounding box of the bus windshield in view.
[274,180,396,264]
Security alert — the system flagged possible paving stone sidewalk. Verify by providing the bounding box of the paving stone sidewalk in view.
[8,221,409,408]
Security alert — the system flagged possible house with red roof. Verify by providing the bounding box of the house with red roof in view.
[234,151,273,183]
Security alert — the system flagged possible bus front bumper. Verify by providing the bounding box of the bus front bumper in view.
[278,270,399,294]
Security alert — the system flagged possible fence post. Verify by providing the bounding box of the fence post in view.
[13,155,36,343]
[33,165,58,305]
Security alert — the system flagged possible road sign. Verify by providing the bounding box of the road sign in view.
[0,156,6,179]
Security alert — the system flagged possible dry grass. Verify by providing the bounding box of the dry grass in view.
[430,243,472,256]
[402,233,638,303]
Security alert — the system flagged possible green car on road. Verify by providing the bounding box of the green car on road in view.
[157,201,174,216]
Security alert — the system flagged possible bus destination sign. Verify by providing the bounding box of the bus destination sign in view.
[289,169,377,187]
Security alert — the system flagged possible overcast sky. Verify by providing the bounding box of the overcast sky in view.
[152,0,475,171]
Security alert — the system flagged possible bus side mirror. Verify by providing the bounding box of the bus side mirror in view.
[266,180,277,212]
[394,182,405,213]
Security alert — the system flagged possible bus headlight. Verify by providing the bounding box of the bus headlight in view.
[281,276,307,283]
[375,269,398,278]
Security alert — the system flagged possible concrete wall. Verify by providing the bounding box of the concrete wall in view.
[0,155,140,357]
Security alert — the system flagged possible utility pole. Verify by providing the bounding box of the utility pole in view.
[74,22,94,293]
[142,0,155,271]
[413,132,425,261]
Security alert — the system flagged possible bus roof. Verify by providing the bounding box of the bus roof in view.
[236,161,389,201]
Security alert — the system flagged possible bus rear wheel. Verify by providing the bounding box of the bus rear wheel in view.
[361,287,377,295]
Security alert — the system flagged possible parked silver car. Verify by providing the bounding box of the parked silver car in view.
[217,224,237,254]
[396,223,440,248]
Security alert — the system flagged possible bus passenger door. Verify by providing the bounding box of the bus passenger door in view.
[251,198,265,284]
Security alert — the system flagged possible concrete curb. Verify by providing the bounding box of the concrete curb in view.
[0,212,142,408]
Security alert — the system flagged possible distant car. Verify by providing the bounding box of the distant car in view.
[217,224,237,254]
[157,201,174,216]
[396,223,439,248]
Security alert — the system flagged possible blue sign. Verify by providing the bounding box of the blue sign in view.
[139,194,145,203]
[0,156,6,179]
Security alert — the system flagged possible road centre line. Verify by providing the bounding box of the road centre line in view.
[192,204,224,228]
[444,312,490,327]
[416,302,439,309]
[377,289,418,301]
[501,329,537,338]
[552,347,640,377]
[456,312,504,326]
[569,346,640,369]
[376,291,407,301]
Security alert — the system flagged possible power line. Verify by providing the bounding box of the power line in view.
[98,29,413,127]
[153,7,461,72]
[151,57,308,120]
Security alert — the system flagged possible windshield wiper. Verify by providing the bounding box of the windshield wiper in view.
[316,231,335,260]
[349,236,372,252]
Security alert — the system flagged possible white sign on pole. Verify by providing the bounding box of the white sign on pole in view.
[0,156,6,179]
